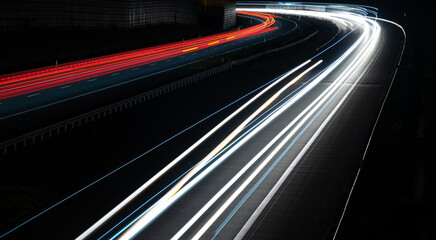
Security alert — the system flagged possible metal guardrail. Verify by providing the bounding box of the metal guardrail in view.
[0,26,318,155]
[0,63,232,154]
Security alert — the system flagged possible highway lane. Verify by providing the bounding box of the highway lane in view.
[3,8,335,238]
[79,4,388,240]
[0,9,310,240]
[0,3,405,240]
[241,20,406,240]
[0,11,275,100]
[0,11,299,142]
[99,4,405,240]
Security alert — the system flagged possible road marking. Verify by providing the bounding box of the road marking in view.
[179,55,185,58]
[182,47,198,52]
[88,78,97,82]
[150,63,156,66]
[166,59,172,62]
[27,93,40,98]
[60,85,71,89]
[112,72,120,76]
[116,61,313,240]
[235,65,366,240]
[176,61,322,240]
[131,67,140,71]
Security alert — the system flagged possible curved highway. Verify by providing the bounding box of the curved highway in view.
[108,4,382,239]
[0,2,406,240]
[0,11,296,142]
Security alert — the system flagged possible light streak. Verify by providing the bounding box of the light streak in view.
[0,61,297,240]
[116,60,322,240]
[177,17,377,237]
[194,24,379,239]
[78,3,385,240]
[0,11,277,101]
[77,61,310,240]
[1,3,396,239]
[175,4,381,240]
[237,23,381,240]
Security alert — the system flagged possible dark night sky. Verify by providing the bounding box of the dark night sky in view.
[253,0,433,27]
[254,1,436,239]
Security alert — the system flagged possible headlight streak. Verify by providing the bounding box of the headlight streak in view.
[124,18,362,239]
[1,53,297,240]
[216,26,381,240]
[0,4,392,239]
[92,65,307,240]
[124,14,370,236]
[227,31,368,173]
[77,61,311,240]
[96,79,295,239]
[83,3,383,240]
[114,61,322,240]
[101,57,338,239]
[212,55,348,240]
[185,34,374,240]
[170,45,364,238]
[235,25,381,240]
[97,61,323,240]
[174,5,381,240]
[115,39,356,238]
[74,12,278,239]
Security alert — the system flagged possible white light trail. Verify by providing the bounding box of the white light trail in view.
[171,27,377,237]
[79,3,384,240]
[116,60,322,240]
[186,16,380,240]
[179,5,381,240]
[236,22,381,240]
[77,60,310,240]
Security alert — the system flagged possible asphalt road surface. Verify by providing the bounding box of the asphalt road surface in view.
[0,11,298,142]
[0,3,405,240]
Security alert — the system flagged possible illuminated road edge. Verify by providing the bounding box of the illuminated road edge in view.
[76,3,392,240]
[0,10,282,240]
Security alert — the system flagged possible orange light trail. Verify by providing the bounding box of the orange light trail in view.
[208,41,220,45]
[182,47,198,52]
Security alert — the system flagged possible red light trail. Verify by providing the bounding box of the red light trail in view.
[0,11,277,100]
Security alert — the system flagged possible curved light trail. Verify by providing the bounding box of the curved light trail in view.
[0,2,403,239]
[0,11,276,100]
[0,10,281,240]
[189,7,382,239]
[116,60,323,240]
[75,2,390,240]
